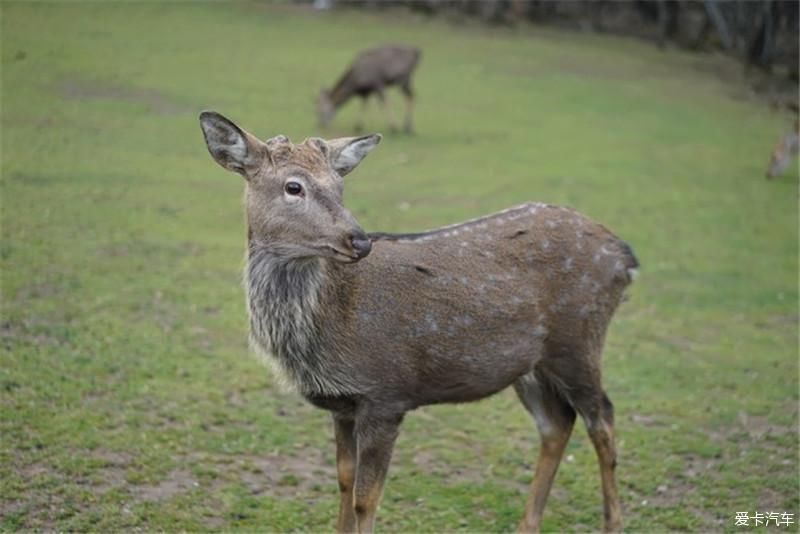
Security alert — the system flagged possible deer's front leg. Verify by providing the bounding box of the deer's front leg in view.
[334,415,357,533]
[352,411,402,534]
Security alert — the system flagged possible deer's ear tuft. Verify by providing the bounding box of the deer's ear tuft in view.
[199,111,266,177]
[327,134,382,176]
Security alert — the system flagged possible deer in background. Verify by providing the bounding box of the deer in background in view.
[766,119,799,179]
[317,45,421,134]
[199,111,638,533]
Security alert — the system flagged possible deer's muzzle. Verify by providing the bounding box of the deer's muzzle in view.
[350,232,372,260]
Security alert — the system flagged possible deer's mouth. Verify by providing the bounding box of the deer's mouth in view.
[326,246,360,263]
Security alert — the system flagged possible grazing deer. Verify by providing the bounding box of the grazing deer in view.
[317,45,420,134]
[199,111,638,533]
[766,120,799,179]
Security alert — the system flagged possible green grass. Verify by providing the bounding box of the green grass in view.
[2,2,797,532]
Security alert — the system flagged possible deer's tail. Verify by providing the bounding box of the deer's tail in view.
[618,239,640,284]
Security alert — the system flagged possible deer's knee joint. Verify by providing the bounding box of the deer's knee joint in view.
[338,470,354,493]
[540,432,569,452]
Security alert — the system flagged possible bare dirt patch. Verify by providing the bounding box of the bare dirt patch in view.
[648,475,697,508]
[736,411,795,441]
[89,447,335,502]
[130,469,199,502]
[626,452,725,528]
[681,453,719,481]
[409,447,529,495]
[57,78,191,116]
[91,450,133,495]
[701,405,797,448]
[757,486,795,512]
[629,413,666,428]
[237,450,335,497]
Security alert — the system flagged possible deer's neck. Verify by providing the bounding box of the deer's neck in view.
[329,73,356,108]
[245,242,358,396]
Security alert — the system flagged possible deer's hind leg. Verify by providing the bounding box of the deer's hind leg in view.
[572,384,623,532]
[513,372,576,533]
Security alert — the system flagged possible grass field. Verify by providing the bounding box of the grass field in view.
[1,2,798,532]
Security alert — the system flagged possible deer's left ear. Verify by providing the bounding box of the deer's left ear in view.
[199,111,268,178]
[326,134,382,176]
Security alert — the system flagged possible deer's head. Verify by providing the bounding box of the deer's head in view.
[200,111,380,262]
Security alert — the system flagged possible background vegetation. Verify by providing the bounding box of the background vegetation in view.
[356,0,799,83]
[2,2,797,531]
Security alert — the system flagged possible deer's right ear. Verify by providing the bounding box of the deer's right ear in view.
[327,134,382,176]
[199,111,267,177]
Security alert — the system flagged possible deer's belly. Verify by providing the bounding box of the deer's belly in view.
[408,321,548,405]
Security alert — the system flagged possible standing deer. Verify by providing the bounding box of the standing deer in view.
[317,45,420,134]
[766,119,799,179]
[199,111,638,533]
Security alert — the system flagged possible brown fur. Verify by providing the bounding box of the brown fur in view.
[199,111,637,533]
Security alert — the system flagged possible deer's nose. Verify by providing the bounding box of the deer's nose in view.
[350,232,372,260]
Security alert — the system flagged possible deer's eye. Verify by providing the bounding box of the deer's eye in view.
[285,181,303,196]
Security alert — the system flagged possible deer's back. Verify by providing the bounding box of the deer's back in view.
[366,202,636,304]
[347,45,420,87]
